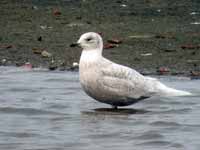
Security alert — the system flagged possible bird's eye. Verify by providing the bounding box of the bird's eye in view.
[86,38,92,41]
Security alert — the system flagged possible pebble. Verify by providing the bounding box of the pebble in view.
[41,51,52,58]
[32,6,38,10]
[37,36,42,42]
[190,71,200,79]
[22,62,33,70]
[128,35,155,39]
[48,59,58,71]
[190,22,200,25]
[49,64,58,71]
[53,9,61,16]
[120,4,127,7]
[1,59,7,65]
[73,62,79,67]
[155,33,176,39]
[67,23,84,27]
[0,44,13,49]
[32,48,43,54]
[157,67,170,75]
[190,12,198,15]
[141,53,152,56]
[40,25,52,30]
[104,43,117,49]
[181,44,200,49]
[107,38,122,44]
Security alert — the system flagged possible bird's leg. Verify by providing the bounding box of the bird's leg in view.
[112,105,118,110]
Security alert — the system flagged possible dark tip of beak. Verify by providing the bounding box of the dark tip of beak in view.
[70,43,79,47]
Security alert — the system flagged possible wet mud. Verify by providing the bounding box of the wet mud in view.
[0,0,200,76]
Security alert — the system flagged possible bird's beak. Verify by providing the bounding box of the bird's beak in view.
[77,41,81,47]
[77,39,81,46]
[69,42,80,48]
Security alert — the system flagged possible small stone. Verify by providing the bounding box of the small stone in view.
[181,44,200,49]
[53,9,61,16]
[128,34,155,39]
[6,45,13,49]
[67,23,84,27]
[191,71,200,76]
[40,25,47,30]
[190,12,198,15]
[120,4,127,7]
[157,9,161,12]
[157,67,170,75]
[104,43,117,49]
[67,66,79,72]
[190,22,200,25]
[40,25,52,30]
[107,38,122,44]
[73,62,79,67]
[1,59,6,63]
[86,21,92,24]
[155,33,175,39]
[0,44,13,49]
[164,49,176,52]
[32,6,38,10]
[41,50,52,58]
[49,64,58,70]
[22,62,33,70]
[48,59,58,70]
[1,58,7,65]
[190,71,200,79]
[116,0,122,4]
[37,36,42,42]
[32,48,43,54]
[134,57,141,61]
[191,51,196,55]
[76,16,82,20]
[141,53,152,56]
[187,59,200,63]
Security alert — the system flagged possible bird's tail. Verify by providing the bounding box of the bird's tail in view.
[158,83,192,97]
[163,87,191,96]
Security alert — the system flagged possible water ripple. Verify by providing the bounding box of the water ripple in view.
[150,121,181,127]
[134,131,164,140]
[0,131,40,138]
[0,67,199,150]
[137,140,179,147]
[0,107,66,116]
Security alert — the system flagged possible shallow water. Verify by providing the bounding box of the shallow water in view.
[0,66,200,150]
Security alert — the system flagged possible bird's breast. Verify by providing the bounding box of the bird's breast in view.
[79,61,99,92]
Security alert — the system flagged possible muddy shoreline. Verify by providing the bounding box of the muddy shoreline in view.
[0,0,200,77]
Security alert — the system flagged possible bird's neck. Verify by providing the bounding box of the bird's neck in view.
[80,49,102,63]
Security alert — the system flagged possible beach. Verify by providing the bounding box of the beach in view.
[0,0,200,75]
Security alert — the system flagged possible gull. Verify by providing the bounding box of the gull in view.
[77,32,191,109]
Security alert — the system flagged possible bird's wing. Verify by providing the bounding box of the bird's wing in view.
[99,61,150,98]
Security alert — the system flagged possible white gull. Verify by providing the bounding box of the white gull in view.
[77,32,191,108]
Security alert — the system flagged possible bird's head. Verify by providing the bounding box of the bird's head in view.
[77,32,103,51]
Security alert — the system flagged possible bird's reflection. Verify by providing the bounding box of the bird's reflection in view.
[82,108,149,115]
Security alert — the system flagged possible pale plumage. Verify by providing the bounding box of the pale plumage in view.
[77,32,191,108]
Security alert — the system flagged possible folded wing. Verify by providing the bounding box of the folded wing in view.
[100,62,154,99]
